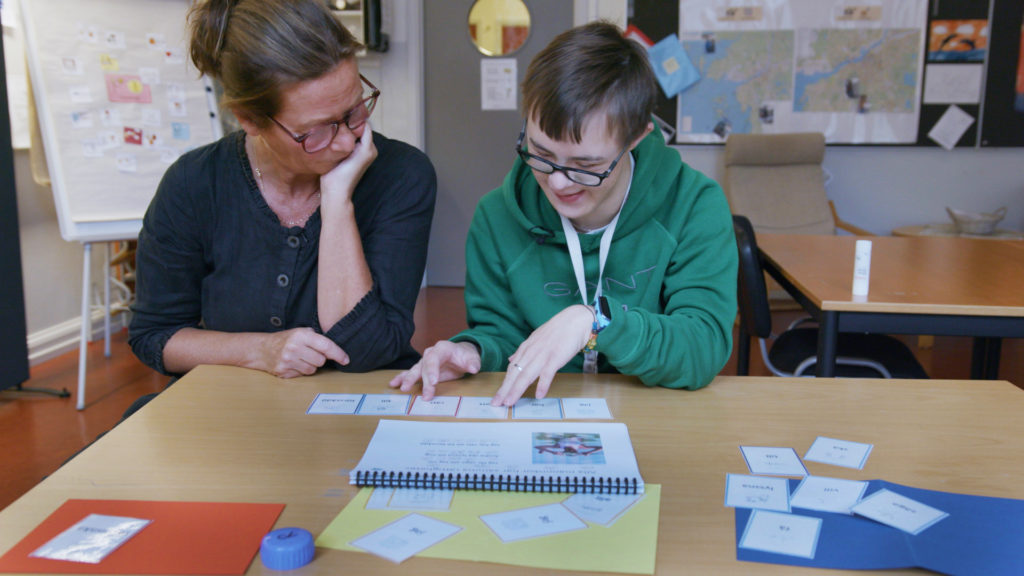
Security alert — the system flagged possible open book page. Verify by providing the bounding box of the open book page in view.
[350,420,644,494]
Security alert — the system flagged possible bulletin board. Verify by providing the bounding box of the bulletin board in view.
[629,0,1024,147]
[976,0,1024,146]
[20,0,221,243]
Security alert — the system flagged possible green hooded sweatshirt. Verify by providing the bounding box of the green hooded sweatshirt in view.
[451,128,737,390]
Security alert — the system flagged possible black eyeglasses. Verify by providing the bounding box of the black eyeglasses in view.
[267,74,380,153]
[515,124,628,187]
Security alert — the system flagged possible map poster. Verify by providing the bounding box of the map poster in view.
[673,0,928,144]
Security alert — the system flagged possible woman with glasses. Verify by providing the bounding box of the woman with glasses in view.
[390,21,736,406]
[129,0,436,381]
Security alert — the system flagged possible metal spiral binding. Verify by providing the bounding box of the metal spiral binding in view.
[353,470,639,494]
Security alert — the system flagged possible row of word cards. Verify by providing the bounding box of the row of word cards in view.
[306,394,612,420]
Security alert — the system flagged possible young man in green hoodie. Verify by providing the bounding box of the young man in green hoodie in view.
[391,21,737,406]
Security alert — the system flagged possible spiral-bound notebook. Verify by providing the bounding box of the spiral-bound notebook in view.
[350,420,645,494]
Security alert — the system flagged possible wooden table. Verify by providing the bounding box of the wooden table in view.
[892,224,1024,240]
[2,366,1024,575]
[758,234,1024,379]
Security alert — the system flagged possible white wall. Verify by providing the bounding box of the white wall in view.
[13,150,115,364]
[360,0,424,151]
[680,145,1024,234]
[825,147,1024,234]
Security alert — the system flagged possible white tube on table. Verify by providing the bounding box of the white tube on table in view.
[852,239,872,296]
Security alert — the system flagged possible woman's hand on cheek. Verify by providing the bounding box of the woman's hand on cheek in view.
[320,122,377,203]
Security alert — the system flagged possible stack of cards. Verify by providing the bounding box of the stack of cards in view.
[728,436,948,561]
[348,489,646,564]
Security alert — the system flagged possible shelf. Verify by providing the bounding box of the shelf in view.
[330,6,364,48]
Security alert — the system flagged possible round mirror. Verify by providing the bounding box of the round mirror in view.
[468,0,531,56]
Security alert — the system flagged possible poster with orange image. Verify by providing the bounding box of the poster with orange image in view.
[928,19,988,62]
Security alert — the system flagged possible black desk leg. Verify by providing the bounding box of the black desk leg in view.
[815,311,838,377]
[971,337,1002,380]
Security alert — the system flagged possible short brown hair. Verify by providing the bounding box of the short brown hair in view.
[522,21,657,146]
[187,0,362,121]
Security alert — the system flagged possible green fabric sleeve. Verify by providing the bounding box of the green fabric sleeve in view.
[596,177,737,390]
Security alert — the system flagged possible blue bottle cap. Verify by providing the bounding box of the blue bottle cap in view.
[260,527,315,570]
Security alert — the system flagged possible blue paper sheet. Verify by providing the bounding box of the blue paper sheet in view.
[735,479,1024,575]
[647,34,700,98]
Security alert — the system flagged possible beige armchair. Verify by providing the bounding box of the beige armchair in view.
[723,132,872,311]
[723,132,871,236]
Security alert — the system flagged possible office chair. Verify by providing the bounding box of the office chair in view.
[733,215,929,379]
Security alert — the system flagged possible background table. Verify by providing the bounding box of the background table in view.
[892,223,1024,240]
[2,366,1024,575]
[758,234,1024,378]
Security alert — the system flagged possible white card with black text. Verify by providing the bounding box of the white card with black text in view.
[562,492,642,526]
[850,489,949,535]
[803,436,873,469]
[725,473,791,511]
[349,513,461,563]
[739,510,822,559]
[740,446,808,477]
[480,503,587,542]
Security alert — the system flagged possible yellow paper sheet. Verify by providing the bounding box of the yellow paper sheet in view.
[316,485,661,574]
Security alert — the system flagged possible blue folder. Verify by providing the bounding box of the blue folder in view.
[647,34,700,98]
[735,479,1024,575]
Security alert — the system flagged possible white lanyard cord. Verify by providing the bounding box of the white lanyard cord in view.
[558,153,634,307]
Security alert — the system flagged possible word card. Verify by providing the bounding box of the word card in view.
[740,446,809,477]
[725,473,791,512]
[739,510,822,559]
[349,513,461,564]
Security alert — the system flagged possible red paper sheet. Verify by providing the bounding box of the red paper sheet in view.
[0,500,284,574]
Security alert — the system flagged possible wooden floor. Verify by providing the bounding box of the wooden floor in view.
[1,286,1021,511]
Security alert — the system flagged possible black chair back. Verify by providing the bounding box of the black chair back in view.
[733,215,772,340]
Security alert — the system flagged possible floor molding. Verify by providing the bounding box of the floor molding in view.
[28,309,130,366]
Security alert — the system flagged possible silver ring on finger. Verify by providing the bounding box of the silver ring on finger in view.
[512,362,524,372]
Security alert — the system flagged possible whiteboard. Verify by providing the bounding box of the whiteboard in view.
[20,0,221,242]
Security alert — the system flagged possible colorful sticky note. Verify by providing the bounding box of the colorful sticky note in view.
[105,74,152,104]
[170,122,190,141]
[123,127,143,146]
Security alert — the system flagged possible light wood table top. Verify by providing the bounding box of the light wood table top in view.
[3,366,1024,575]
[757,234,1024,317]
[892,224,1024,240]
